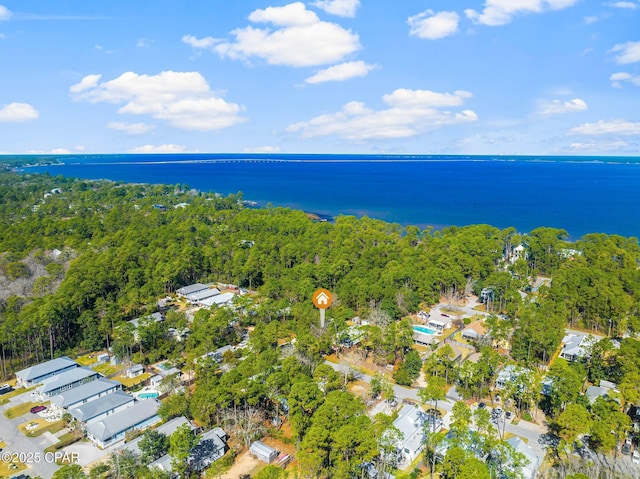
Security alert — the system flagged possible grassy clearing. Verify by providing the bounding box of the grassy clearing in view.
[20,418,65,437]
[4,400,42,419]
[93,363,121,376]
[115,373,151,388]
[0,458,27,477]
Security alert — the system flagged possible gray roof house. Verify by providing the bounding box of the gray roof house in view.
[393,405,429,463]
[506,436,539,479]
[199,292,236,308]
[560,332,600,362]
[186,288,221,303]
[120,416,192,457]
[69,390,134,424]
[50,378,121,411]
[129,312,163,330]
[250,440,278,464]
[15,357,79,388]
[495,365,531,390]
[150,428,229,474]
[86,399,161,448]
[37,367,100,399]
[176,283,210,297]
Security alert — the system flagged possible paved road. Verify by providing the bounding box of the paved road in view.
[0,391,61,478]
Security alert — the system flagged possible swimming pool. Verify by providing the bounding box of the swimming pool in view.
[136,391,159,399]
[413,325,437,335]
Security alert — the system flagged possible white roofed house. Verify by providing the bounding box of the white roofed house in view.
[186,287,220,304]
[428,317,452,334]
[199,291,237,308]
[126,364,144,378]
[128,312,164,341]
[250,440,279,464]
[15,356,79,388]
[86,399,161,448]
[393,405,432,464]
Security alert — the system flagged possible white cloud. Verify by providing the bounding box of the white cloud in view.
[182,34,219,49]
[50,148,71,154]
[583,15,599,24]
[569,140,628,151]
[0,5,12,21]
[408,10,460,40]
[136,38,152,48]
[243,145,282,153]
[610,72,640,87]
[69,74,102,93]
[569,119,640,135]
[606,1,639,8]
[465,0,578,26]
[538,98,588,116]
[311,0,360,18]
[191,2,360,67]
[0,102,39,122]
[286,88,477,141]
[128,144,189,153]
[107,121,156,134]
[305,61,377,84]
[609,41,640,64]
[70,71,245,131]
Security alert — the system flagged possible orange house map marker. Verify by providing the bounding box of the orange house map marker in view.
[312,288,333,327]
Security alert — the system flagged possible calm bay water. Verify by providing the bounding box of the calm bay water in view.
[20,154,640,239]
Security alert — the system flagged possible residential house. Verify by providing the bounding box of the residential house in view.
[120,416,192,457]
[560,332,599,362]
[86,399,161,448]
[585,380,619,405]
[250,441,278,464]
[126,364,144,378]
[69,390,134,424]
[461,322,487,342]
[128,312,163,341]
[185,288,220,304]
[15,357,79,388]
[176,283,210,298]
[199,291,236,308]
[495,365,530,390]
[393,405,429,463]
[506,436,539,479]
[36,367,100,399]
[428,317,452,334]
[50,378,121,412]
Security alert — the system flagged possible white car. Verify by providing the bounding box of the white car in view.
[633,450,640,464]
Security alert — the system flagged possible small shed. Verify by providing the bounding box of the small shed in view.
[96,353,109,364]
[250,440,278,464]
[126,364,144,378]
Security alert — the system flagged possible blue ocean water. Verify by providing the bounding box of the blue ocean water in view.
[19,154,640,239]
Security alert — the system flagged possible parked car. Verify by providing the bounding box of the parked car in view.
[622,442,632,455]
[478,402,487,409]
[492,407,504,417]
[632,450,640,464]
[0,384,12,395]
[505,411,513,421]
[30,405,46,414]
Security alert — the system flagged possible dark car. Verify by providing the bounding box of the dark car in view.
[30,405,46,414]
[441,313,449,318]
[622,442,632,455]
[478,402,487,409]
[0,384,12,395]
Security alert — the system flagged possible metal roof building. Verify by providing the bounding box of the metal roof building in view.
[176,283,209,297]
[69,390,134,424]
[186,288,220,303]
[250,440,278,464]
[86,399,161,448]
[37,367,101,398]
[50,378,121,410]
[121,416,192,457]
[15,357,79,388]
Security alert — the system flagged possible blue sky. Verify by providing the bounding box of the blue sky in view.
[0,0,638,155]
